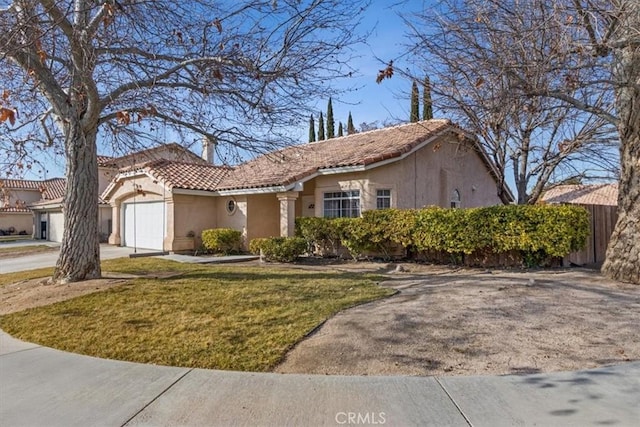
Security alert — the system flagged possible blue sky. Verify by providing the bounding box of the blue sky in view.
[309,1,427,132]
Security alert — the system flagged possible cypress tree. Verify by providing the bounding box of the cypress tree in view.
[326,97,335,138]
[318,112,325,140]
[410,80,419,122]
[423,76,433,120]
[309,114,316,142]
[338,122,343,137]
[347,112,356,134]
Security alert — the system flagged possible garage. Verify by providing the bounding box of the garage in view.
[123,201,166,250]
[48,211,64,243]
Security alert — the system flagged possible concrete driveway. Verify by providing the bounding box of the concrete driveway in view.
[0,243,135,274]
[276,267,640,377]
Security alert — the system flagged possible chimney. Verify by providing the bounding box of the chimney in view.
[202,136,216,164]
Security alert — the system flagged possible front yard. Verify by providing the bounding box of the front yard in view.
[1,258,638,376]
[0,258,393,371]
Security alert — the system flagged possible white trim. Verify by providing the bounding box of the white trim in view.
[29,202,64,210]
[172,188,217,197]
[216,185,293,196]
[102,170,168,201]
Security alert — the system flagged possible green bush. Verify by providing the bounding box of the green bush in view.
[408,205,589,266]
[332,210,405,260]
[290,205,589,267]
[295,217,341,256]
[249,237,270,255]
[201,228,243,255]
[333,217,367,259]
[252,237,307,262]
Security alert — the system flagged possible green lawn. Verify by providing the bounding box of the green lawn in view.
[0,258,394,371]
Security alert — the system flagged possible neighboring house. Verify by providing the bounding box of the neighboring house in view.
[0,142,208,242]
[542,183,618,265]
[0,178,66,237]
[103,119,513,251]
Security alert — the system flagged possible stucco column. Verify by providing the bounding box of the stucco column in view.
[108,201,121,245]
[164,198,174,252]
[277,192,299,237]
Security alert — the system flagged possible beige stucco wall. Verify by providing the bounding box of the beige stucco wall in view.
[312,134,503,215]
[247,194,280,242]
[216,195,248,245]
[98,167,118,194]
[171,193,217,249]
[0,212,33,235]
[1,189,42,208]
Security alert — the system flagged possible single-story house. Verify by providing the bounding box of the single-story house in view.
[542,183,618,265]
[0,178,66,237]
[102,119,513,251]
[0,143,208,242]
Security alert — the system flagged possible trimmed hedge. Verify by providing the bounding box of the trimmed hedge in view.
[249,237,270,255]
[248,236,307,262]
[294,205,590,267]
[201,228,243,255]
[295,217,340,255]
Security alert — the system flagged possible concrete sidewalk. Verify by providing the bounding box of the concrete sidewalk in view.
[0,244,136,274]
[1,331,638,427]
[0,244,260,274]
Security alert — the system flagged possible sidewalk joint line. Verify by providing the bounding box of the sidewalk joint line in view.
[435,376,473,427]
[0,346,43,357]
[120,368,194,427]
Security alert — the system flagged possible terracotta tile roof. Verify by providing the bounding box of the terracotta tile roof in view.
[142,159,232,191]
[98,143,206,168]
[217,119,457,190]
[97,155,114,165]
[0,177,66,199]
[0,206,32,213]
[40,178,66,200]
[0,178,43,190]
[542,183,618,206]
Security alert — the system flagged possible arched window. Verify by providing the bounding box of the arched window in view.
[450,189,461,208]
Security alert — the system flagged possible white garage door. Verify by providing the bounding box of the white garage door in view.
[123,202,165,251]
[48,212,64,243]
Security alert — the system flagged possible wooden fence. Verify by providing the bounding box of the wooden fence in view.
[565,204,618,266]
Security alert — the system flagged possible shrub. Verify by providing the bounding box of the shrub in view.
[291,205,588,267]
[255,237,307,262]
[295,217,341,256]
[332,210,405,260]
[409,205,589,266]
[249,237,270,255]
[201,228,243,255]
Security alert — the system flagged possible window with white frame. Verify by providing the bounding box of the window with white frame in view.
[450,189,461,208]
[376,189,391,209]
[323,190,360,218]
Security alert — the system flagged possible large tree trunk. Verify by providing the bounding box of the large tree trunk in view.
[602,37,640,285]
[53,123,101,283]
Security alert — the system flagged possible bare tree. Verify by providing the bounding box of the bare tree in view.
[403,0,619,205]
[403,0,639,283]
[0,0,367,283]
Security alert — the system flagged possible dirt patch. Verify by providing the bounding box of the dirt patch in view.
[0,277,127,315]
[0,271,181,315]
[276,266,640,376]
